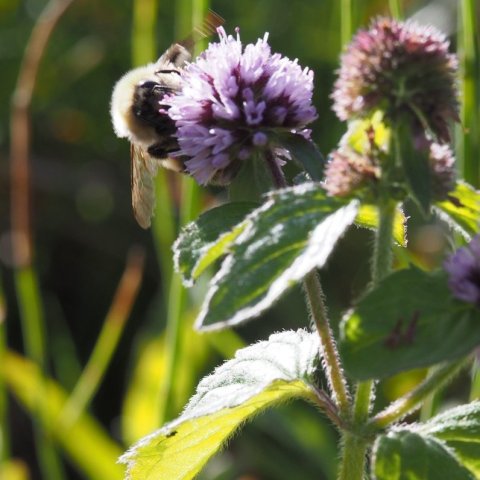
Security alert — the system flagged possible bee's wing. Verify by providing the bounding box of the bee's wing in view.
[131,143,158,229]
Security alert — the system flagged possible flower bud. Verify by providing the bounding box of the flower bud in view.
[332,17,459,143]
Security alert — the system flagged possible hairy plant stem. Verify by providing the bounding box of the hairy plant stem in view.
[340,198,397,480]
[265,150,350,410]
[264,150,351,417]
[369,358,468,430]
[304,272,351,417]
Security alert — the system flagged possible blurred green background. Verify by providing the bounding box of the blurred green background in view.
[1,1,478,479]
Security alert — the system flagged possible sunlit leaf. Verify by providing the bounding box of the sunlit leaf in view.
[435,181,480,240]
[356,204,407,246]
[173,202,256,286]
[1,351,123,480]
[340,268,480,380]
[196,184,358,330]
[120,330,320,480]
[0,460,29,480]
[343,110,390,154]
[373,430,474,480]
[418,402,480,476]
[122,318,245,444]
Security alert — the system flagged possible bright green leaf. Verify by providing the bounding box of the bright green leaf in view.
[1,350,124,480]
[196,184,358,330]
[343,110,391,154]
[173,202,257,286]
[435,181,480,240]
[120,330,320,480]
[418,401,480,476]
[373,430,474,480]
[340,268,480,380]
[356,204,407,246]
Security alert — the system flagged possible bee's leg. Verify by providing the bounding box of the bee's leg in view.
[147,141,179,159]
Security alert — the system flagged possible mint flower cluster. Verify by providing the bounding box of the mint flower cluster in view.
[325,17,459,200]
[166,27,317,185]
[332,17,459,143]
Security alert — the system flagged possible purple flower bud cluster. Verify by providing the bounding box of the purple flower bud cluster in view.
[166,28,317,185]
[444,236,480,307]
[326,17,459,201]
[323,147,379,197]
[332,17,459,144]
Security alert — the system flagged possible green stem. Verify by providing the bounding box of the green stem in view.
[388,0,403,19]
[159,177,201,424]
[304,272,351,418]
[264,149,351,417]
[59,249,144,427]
[340,0,352,47]
[340,199,396,478]
[369,358,468,430]
[157,0,208,426]
[338,434,368,480]
[470,358,480,401]
[371,200,396,285]
[0,274,8,463]
[420,366,442,421]
[15,267,64,480]
[457,0,479,187]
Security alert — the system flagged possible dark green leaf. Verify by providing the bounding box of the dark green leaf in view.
[120,330,320,480]
[197,184,358,330]
[173,202,257,285]
[340,268,480,380]
[418,402,480,476]
[279,133,325,181]
[374,430,475,480]
[228,154,272,202]
[434,181,480,240]
[399,123,432,216]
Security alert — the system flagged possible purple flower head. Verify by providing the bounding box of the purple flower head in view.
[165,28,317,185]
[444,235,480,306]
[332,17,459,144]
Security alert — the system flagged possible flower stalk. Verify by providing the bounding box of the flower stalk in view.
[369,358,468,430]
[304,271,351,418]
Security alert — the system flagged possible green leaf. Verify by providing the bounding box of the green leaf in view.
[120,330,320,480]
[173,202,257,286]
[1,350,124,480]
[356,204,407,247]
[279,133,325,181]
[340,268,480,380]
[399,126,432,216]
[228,154,272,202]
[418,402,480,476]
[196,184,358,330]
[373,430,475,480]
[434,181,480,240]
[344,110,391,154]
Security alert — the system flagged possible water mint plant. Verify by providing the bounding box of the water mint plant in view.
[116,16,480,480]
